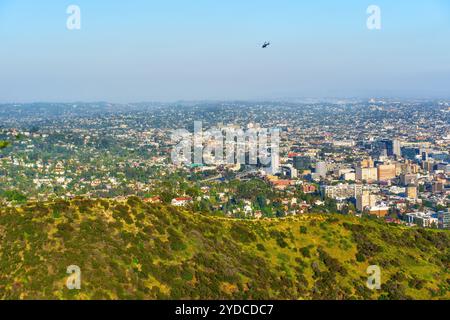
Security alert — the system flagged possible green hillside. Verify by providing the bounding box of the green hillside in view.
[0,197,449,300]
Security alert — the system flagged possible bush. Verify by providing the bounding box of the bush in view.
[356,252,365,262]
[230,224,257,243]
[300,246,311,258]
[256,243,266,251]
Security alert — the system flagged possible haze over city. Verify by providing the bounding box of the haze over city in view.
[1,0,450,102]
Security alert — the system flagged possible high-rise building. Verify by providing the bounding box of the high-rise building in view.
[356,191,377,211]
[315,161,327,178]
[290,166,298,179]
[377,164,396,181]
[442,210,450,230]
[281,164,297,179]
[400,173,418,186]
[270,151,280,175]
[422,160,434,173]
[432,181,444,194]
[293,156,311,171]
[392,140,402,157]
[406,184,417,200]
[379,139,401,158]
[360,157,374,168]
[400,160,419,174]
[356,166,378,182]
[383,139,402,157]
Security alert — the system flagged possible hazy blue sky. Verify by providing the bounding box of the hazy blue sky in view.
[1,0,449,102]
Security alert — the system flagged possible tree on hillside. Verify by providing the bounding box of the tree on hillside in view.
[0,140,11,149]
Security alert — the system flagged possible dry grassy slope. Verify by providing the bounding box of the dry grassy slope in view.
[0,197,449,300]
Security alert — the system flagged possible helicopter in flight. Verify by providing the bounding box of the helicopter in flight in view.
[262,41,270,48]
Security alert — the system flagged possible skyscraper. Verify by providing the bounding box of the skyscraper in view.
[315,161,327,178]
[432,181,444,194]
[392,139,402,157]
[382,139,401,157]
[356,166,378,182]
[356,191,377,211]
[406,184,418,200]
[293,156,311,171]
[377,164,397,181]
[269,150,280,175]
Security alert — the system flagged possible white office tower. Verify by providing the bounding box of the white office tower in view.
[393,139,401,157]
[316,161,327,178]
[269,151,280,175]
